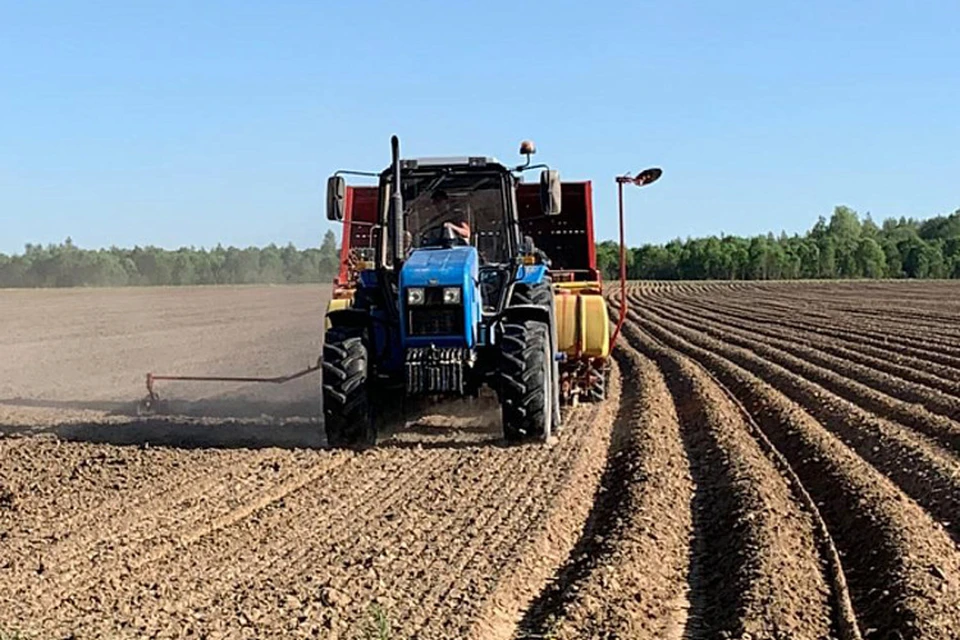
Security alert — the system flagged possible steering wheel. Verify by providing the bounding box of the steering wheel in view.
[420,223,468,248]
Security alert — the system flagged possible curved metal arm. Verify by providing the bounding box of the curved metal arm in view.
[334,169,379,178]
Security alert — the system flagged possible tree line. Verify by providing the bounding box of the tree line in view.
[0,231,341,288]
[597,206,960,281]
[3,206,958,288]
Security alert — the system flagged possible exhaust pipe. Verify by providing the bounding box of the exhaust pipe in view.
[391,135,404,267]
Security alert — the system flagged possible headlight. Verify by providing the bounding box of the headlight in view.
[442,287,461,304]
[407,287,425,305]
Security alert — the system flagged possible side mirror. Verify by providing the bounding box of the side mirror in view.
[326,175,346,222]
[540,169,562,216]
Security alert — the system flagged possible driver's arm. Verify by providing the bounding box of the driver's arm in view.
[444,220,471,242]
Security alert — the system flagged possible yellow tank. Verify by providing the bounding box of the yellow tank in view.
[554,282,610,359]
[555,293,579,357]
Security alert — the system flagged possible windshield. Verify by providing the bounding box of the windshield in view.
[387,170,512,264]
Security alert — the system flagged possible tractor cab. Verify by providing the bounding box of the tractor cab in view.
[395,159,509,259]
[327,148,560,364]
[396,155,567,314]
[385,157,521,319]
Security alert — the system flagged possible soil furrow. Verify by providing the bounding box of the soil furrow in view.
[628,306,960,637]
[27,446,444,636]
[620,321,864,640]
[650,294,960,398]
[514,345,693,640]
[626,324,833,638]
[91,447,449,636]
[645,297,960,445]
[637,295,960,455]
[31,451,347,595]
[675,294,960,381]
[635,305,960,542]
[407,398,614,639]
[0,440,245,572]
[674,294,960,369]
[41,398,615,639]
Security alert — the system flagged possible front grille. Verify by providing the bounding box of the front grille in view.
[409,307,463,336]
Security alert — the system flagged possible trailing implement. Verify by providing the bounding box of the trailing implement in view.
[323,136,661,446]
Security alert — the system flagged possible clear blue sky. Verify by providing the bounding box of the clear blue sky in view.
[1,1,958,255]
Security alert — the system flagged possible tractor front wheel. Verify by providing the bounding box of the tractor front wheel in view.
[322,326,375,448]
[499,320,553,442]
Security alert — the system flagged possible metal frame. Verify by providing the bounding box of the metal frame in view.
[139,359,322,415]
[609,169,662,351]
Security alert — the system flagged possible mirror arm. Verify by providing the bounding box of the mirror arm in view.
[513,162,551,174]
[334,169,379,178]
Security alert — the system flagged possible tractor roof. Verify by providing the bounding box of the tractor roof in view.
[395,156,506,171]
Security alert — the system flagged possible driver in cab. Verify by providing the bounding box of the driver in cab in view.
[431,190,471,246]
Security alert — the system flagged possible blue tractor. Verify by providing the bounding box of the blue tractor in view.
[322,136,565,447]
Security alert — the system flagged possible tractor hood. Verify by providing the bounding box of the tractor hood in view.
[399,246,480,349]
[400,245,478,286]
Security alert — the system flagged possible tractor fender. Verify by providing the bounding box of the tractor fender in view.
[500,304,552,336]
[325,307,401,379]
[324,297,353,331]
[325,308,372,330]
[501,302,559,366]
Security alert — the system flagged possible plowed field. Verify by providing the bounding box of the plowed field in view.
[2,281,960,639]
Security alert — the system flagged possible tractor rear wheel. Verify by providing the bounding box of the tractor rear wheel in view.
[499,320,553,442]
[322,326,375,448]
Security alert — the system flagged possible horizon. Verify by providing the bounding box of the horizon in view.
[2,1,958,254]
[1,203,957,256]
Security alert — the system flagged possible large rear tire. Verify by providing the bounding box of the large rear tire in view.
[322,326,375,448]
[499,320,553,442]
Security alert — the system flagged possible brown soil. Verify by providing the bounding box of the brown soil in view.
[2,282,960,638]
[0,286,617,639]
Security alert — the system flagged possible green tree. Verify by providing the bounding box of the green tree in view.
[828,206,862,277]
[259,244,285,283]
[797,239,820,278]
[2,204,958,287]
[881,239,904,278]
[855,237,886,278]
[319,230,340,279]
[171,251,196,285]
[596,241,621,280]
